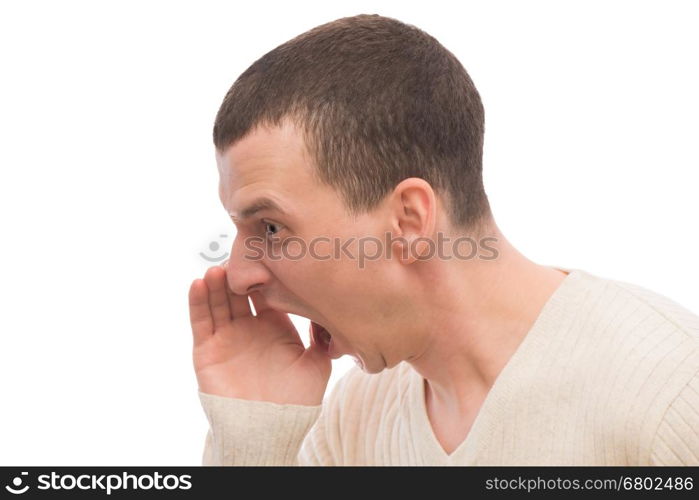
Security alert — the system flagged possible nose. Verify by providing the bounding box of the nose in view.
[223,232,272,295]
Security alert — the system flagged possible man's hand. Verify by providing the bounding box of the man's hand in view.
[189,265,331,406]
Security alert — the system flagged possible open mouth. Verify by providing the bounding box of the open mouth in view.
[310,321,332,353]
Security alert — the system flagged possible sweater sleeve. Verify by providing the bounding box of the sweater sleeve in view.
[649,369,699,465]
[198,391,322,466]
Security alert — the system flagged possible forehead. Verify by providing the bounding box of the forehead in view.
[216,119,317,212]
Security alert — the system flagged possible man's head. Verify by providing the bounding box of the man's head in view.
[214,14,494,373]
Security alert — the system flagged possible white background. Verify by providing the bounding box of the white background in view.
[1,0,697,465]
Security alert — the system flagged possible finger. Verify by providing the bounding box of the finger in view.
[203,266,232,329]
[188,278,213,345]
[249,290,272,316]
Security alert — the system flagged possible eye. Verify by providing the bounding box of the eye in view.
[262,220,283,239]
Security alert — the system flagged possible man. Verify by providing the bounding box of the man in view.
[189,14,699,465]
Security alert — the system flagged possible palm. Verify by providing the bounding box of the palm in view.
[189,265,331,406]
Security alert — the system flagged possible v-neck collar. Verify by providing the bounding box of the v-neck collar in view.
[406,266,585,464]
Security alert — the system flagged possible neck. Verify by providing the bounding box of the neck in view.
[405,222,568,413]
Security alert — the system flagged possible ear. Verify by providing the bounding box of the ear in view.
[388,178,437,264]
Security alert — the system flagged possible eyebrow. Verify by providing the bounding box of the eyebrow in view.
[229,197,287,222]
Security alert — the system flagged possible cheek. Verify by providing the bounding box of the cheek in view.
[266,249,339,301]
[269,239,386,314]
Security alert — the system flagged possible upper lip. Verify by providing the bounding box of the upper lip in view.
[310,319,331,334]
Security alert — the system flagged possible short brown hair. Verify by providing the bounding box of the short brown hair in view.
[213,13,491,232]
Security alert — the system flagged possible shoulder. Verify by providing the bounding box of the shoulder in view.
[580,269,699,383]
[605,274,699,341]
[600,272,699,386]
[571,268,699,353]
[571,270,699,463]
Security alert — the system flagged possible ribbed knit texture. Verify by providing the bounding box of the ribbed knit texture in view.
[198,268,699,465]
[198,392,322,466]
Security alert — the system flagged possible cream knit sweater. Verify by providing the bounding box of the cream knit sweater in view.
[197,268,699,465]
